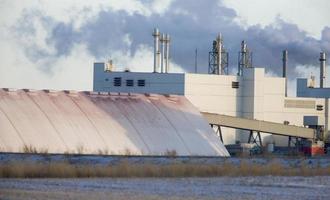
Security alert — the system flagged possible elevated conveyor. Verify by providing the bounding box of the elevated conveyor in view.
[202,112,315,140]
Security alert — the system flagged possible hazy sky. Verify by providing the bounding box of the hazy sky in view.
[0,0,329,95]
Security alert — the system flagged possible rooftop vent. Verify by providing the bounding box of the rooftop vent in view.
[105,59,113,72]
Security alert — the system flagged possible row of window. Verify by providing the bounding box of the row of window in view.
[105,77,146,87]
[106,78,239,89]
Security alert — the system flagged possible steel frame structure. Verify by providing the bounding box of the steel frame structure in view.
[208,38,229,75]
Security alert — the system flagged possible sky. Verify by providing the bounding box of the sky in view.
[0,0,329,95]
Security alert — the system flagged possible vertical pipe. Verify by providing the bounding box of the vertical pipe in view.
[216,33,222,75]
[250,52,253,68]
[160,33,165,73]
[320,52,326,88]
[157,51,161,73]
[238,40,247,76]
[152,28,160,73]
[165,34,170,73]
[282,50,288,97]
[195,48,198,73]
[237,52,240,76]
[241,40,247,68]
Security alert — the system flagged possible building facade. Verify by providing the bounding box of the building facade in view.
[94,62,330,146]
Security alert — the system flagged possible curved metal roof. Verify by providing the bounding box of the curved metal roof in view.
[0,89,229,156]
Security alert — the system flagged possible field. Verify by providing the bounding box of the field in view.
[1,153,330,178]
[1,154,330,199]
[1,176,330,200]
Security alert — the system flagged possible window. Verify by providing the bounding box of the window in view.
[232,81,239,89]
[138,79,145,87]
[105,78,109,81]
[113,77,121,86]
[126,79,134,87]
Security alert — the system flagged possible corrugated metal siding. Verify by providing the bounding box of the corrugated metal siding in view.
[0,89,229,156]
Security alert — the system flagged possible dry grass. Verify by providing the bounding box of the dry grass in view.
[76,145,85,154]
[21,145,49,155]
[0,160,330,178]
[97,149,109,155]
[163,150,177,157]
[18,145,181,156]
[22,145,38,154]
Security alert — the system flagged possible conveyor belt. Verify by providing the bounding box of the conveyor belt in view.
[202,112,315,139]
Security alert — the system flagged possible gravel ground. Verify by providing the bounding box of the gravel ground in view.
[1,176,330,200]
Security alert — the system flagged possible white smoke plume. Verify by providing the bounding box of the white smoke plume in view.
[0,0,329,94]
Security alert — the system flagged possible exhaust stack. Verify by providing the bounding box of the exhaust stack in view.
[282,50,288,97]
[152,28,170,73]
[320,52,326,88]
[160,33,165,73]
[216,33,222,75]
[152,28,160,73]
[237,40,252,76]
[208,33,228,75]
[165,34,170,73]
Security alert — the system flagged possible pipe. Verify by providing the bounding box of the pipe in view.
[241,40,247,68]
[165,34,170,73]
[282,50,288,97]
[157,51,161,73]
[160,33,165,73]
[195,48,197,73]
[152,28,160,73]
[320,52,326,88]
[216,33,222,75]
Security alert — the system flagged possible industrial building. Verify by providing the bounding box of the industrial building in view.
[93,28,329,151]
[1,28,328,156]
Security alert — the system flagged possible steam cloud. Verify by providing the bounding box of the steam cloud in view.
[5,0,330,93]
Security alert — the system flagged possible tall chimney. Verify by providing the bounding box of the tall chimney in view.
[216,33,222,75]
[320,52,326,88]
[165,34,170,73]
[152,28,160,73]
[160,33,165,73]
[282,50,288,97]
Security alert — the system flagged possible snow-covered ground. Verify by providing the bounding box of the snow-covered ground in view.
[1,177,330,200]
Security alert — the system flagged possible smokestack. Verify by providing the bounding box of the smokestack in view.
[320,52,326,88]
[237,40,252,76]
[152,28,160,73]
[165,34,170,73]
[160,33,165,73]
[216,33,222,75]
[282,50,288,97]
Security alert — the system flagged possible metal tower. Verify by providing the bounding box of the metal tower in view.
[237,40,252,76]
[208,33,229,75]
